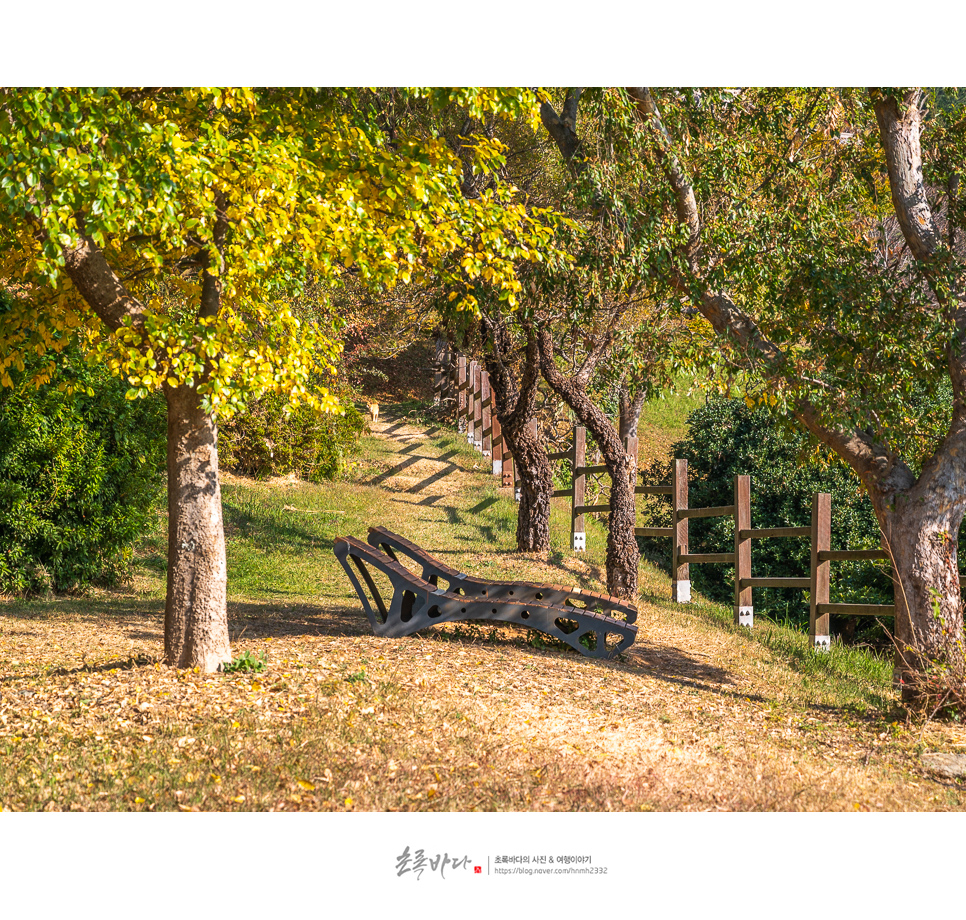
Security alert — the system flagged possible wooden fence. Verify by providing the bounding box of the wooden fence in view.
[435,343,513,487]
[433,346,895,650]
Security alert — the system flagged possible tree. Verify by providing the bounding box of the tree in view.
[0,87,562,671]
[478,314,553,551]
[433,103,567,554]
[532,88,692,599]
[619,87,966,694]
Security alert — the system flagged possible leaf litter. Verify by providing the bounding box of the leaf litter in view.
[2,413,966,812]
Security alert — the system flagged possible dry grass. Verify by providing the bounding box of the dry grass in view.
[2,408,966,812]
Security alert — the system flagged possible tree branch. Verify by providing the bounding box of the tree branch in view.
[872,89,941,263]
[540,89,584,171]
[628,88,920,496]
[199,191,229,320]
[60,232,148,334]
[625,87,701,261]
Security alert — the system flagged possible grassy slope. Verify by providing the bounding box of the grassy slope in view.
[636,382,707,465]
[1,388,965,811]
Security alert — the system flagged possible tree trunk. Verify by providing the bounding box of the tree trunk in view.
[504,412,553,552]
[537,329,639,599]
[618,383,646,483]
[872,480,966,695]
[482,320,552,553]
[163,383,232,671]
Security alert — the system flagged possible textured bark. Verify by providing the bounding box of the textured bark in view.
[482,319,552,553]
[60,233,148,333]
[537,328,639,599]
[163,383,232,671]
[872,90,941,263]
[869,90,966,682]
[540,89,584,169]
[508,415,553,553]
[874,479,966,685]
[618,383,646,484]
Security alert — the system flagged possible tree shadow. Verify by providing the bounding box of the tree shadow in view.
[620,639,736,690]
[226,601,375,640]
[0,597,162,624]
[219,599,756,702]
[222,495,338,554]
[364,449,461,488]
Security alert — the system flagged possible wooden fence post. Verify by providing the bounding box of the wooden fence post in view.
[572,426,586,551]
[734,474,753,626]
[624,436,638,480]
[489,391,506,477]
[672,458,690,602]
[443,342,454,409]
[503,451,515,490]
[472,363,483,452]
[433,336,445,406]
[466,360,478,445]
[436,341,446,408]
[456,355,467,431]
[481,371,492,458]
[810,492,831,651]
[625,432,638,548]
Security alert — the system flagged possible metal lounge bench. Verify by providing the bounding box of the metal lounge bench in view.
[334,533,637,659]
[366,526,638,625]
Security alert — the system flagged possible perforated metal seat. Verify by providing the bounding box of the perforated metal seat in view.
[367,526,638,624]
[334,533,637,660]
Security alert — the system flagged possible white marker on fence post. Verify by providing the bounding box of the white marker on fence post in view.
[810,492,831,651]
[672,458,690,603]
[734,474,753,627]
[466,360,477,445]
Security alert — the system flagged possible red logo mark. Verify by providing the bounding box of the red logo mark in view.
[474,866,482,874]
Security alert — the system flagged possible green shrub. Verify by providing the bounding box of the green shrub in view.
[0,349,166,595]
[219,391,365,482]
[637,398,891,634]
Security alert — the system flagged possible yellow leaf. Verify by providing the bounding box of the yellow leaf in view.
[297,779,315,791]
[344,796,353,807]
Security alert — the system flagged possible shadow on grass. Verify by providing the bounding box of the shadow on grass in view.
[222,494,337,555]
[364,449,462,489]
[227,601,373,640]
[0,597,162,623]
[0,654,159,687]
[222,599,755,701]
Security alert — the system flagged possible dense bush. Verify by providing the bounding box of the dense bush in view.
[218,391,365,482]
[0,349,166,595]
[638,398,892,635]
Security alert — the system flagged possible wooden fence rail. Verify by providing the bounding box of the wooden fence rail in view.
[433,346,897,650]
